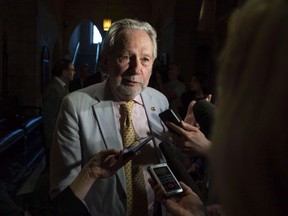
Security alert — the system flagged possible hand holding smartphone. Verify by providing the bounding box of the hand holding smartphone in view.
[159,109,182,134]
[122,135,153,160]
[148,163,183,197]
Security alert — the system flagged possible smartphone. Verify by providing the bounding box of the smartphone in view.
[148,163,183,197]
[122,135,153,159]
[159,109,182,134]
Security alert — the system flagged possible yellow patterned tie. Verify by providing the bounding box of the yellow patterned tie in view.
[121,101,148,216]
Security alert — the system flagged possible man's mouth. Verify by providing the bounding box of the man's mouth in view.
[123,77,139,85]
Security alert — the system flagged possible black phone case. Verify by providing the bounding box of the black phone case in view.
[122,135,153,159]
[159,109,181,126]
[159,109,182,134]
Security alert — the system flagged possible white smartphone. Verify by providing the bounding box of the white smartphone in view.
[148,163,183,197]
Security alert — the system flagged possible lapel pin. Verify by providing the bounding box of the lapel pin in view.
[151,106,156,111]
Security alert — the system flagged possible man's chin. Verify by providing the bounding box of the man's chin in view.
[118,86,144,100]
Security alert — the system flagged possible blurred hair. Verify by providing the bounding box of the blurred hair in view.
[52,59,72,77]
[212,0,288,215]
[101,18,157,60]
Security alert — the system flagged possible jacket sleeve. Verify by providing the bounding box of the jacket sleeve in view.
[52,186,90,216]
[49,95,82,199]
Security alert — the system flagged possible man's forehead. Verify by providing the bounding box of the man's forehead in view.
[117,29,151,43]
[113,29,153,54]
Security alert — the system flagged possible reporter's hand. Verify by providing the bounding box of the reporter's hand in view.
[184,100,198,127]
[86,149,125,179]
[149,179,205,216]
[184,94,212,126]
[166,121,211,157]
[70,149,126,200]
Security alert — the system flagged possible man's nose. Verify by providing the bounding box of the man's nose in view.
[129,56,141,74]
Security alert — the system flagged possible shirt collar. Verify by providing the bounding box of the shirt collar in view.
[134,94,143,106]
[113,94,143,106]
[55,76,66,88]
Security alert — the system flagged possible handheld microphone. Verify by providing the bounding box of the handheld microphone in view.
[192,100,215,138]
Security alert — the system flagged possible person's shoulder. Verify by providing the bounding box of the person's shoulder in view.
[62,89,96,111]
[44,78,61,94]
[142,87,168,103]
[45,77,57,87]
[67,81,106,102]
[143,86,165,96]
[170,80,185,88]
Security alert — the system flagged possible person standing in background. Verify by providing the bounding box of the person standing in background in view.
[42,58,75,169]
[156,63,186,115]
[69,63,91,92]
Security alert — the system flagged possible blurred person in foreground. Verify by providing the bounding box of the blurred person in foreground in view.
[150,0,288,215]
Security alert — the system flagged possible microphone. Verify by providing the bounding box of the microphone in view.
[192,99,216,138]
[159,141,202,199]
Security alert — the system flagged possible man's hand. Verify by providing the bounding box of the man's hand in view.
[184,94,212,126]
[86,149,124,179]
[70,149,127,200]
[149,179,206,216]
[166,121,211,157]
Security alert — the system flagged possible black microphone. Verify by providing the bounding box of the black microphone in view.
[192,99,215,138]
[159,141,202,199]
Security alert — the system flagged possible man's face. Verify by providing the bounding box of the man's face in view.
[106,29,154,101]
[64,63,75,82]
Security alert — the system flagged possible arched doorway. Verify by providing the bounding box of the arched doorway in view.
[68,20,103,76]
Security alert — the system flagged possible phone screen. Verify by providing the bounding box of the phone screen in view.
[153,166,182,192]
[148,163,183,197]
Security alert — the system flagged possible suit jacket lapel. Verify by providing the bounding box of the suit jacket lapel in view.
[141,89,164,133]
[141,89,167,163]
[93,100,122,150]
[91,82,126,188]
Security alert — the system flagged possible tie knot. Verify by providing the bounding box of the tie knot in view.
[121,100,134,115]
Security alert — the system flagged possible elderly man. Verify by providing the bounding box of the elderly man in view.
[49,18,169,215]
